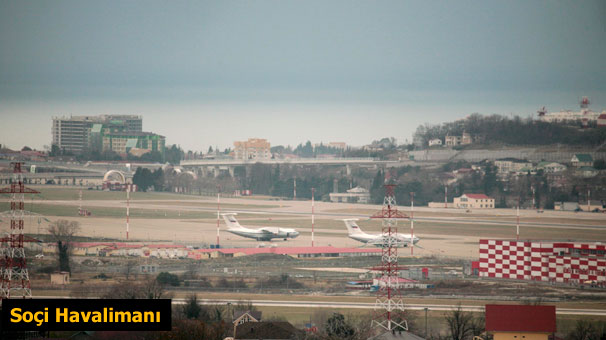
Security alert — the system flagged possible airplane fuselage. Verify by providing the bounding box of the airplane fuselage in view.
[227,227,299,241]
[221,213,299,241]
[342,219,419,247]
[350,233,419,247]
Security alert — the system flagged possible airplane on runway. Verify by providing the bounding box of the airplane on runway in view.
[342,219,419,247]
[221,213,300,241]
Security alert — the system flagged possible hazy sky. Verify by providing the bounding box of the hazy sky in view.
[1,1,605,151]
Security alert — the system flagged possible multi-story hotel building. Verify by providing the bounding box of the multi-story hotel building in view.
[52,115,142,154]
[233,138,271,160]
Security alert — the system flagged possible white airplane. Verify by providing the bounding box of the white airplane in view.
[221,213,300,241]
[342,219,419,247]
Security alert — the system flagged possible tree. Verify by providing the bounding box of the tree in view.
[48,219,80,273]
[133,167,154,191]
[124,260,137,280]
[594,159,606,170]
[183,294,202,320]
[152,168,165,191]
[103,277,169,299]
[50,144,60,156]
[165,144,183,165]
[156,272,180,286]
[568,319,595,340]
[444,305,482,340]
[370,170,385,204]
[325,313,355,339]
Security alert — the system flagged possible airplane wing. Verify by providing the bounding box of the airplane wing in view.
[259,227,281,235]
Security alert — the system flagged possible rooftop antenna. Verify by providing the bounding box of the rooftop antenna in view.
[580,96,590,109]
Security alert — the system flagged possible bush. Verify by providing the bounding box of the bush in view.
[254,274,304,289]
[156,272,180,286]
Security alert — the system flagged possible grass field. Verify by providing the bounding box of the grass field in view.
[9,186,203,201]
[0,202,218,219]
[134,200,280,209]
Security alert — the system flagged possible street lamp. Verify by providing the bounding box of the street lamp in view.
[424,307,429,337]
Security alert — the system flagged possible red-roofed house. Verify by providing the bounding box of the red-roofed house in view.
[454,193,494,209]
[598,113,606,127]
[485,304,556,340]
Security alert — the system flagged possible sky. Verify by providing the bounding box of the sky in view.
[1,1,605,151]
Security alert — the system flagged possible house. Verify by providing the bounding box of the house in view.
[453,194,494,209]
[577,166,599,178]
[546,173,567,188]
[597,113,606,127]
[445,135,461,147]
[461,132,472,145]
[428,138,442,146]
[494,159,534,174]
[233,310,262,326]
[485,304,556,340]
[536,162,567,173]
[444,133,472,147]
[571,154,593,167]
[229,321,304,340]
[513,167,537,176]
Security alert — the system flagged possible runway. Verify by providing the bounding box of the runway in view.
[33,296,606,316]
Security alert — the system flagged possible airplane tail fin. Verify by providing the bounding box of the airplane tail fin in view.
[342,219,366,235]
[221,213,241,229]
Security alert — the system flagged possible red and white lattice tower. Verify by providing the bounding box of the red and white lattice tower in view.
[370,184,409,331]
[0,162,39,302]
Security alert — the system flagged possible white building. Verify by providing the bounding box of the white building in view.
[537,98,603,123]
[428,138,442,146]
[536,162,567,173]
[444,133,471,147]
[445,135,461,147]
[453,194,495,209]
[329,186,371,204]
[494,159,534,174]
[233,138,271,160]
[539,109,601,123]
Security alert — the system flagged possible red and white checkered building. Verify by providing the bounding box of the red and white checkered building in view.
[479,239,606,286]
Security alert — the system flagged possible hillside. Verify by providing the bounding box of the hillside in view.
[414,114,606,148]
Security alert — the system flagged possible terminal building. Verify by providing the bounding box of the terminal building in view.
[479,239,606,286]
[537,97,605,124]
